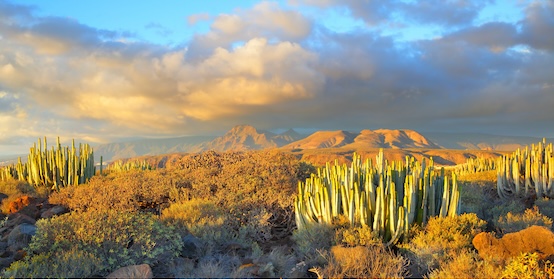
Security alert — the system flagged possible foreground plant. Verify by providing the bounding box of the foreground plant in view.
[295,150,460,245]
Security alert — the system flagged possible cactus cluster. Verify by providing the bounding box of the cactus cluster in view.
[497,139,554,199]
[107,159,153,173]
[294,149,460,245]
[455,157,497,176]
[0,137,95,191]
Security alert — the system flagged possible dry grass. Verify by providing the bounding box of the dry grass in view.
[311,245,408,279]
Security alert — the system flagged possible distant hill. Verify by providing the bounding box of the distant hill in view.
[202,125,304,151]
[283,129,441,150]
[425,132,554,151]
[91,125,554,163]
[94,136,215,162]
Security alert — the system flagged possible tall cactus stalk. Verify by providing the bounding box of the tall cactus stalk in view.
[497,139,554,199]
[0,137,95,191]
[294,149,460,245]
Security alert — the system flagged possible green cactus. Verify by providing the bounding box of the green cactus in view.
[0,137,95,191]
[294,149,460,245]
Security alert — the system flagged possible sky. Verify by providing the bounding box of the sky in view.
[0,0,553,154]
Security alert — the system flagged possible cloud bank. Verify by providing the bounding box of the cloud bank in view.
[0,0,553,152]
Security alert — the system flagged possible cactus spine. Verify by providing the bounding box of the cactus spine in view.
[294,149,460,245]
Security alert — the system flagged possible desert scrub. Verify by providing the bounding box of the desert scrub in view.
[49,169,175,213]
[458,180,498,220]
[169,151,313,239]
[502,252,554,279]
[535,197,554,220]
[495,206,553,235]
[427,249,502,279]
[162,199,258,255]
[2,248,103,278]
[407,213,487,272]
[22,210,182,276]
[335,225,381,247]
[0,179,36,214]
[292,223,335,261]
[310,245,408,279]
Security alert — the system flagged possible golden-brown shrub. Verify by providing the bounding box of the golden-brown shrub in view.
[495,206,553,234]
[408,213,487,272]
[311,245,408,279]
[427,249,502,279]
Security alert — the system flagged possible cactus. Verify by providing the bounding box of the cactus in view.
[0,137,95,191]
[497,139,554,199]
[294,149,460,245]
[106,159,153,173]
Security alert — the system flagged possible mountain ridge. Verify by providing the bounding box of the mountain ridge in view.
[91,125,554,162]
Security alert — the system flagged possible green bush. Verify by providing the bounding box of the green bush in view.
[495,206,553,234]
[407,213,487,272]
[2,248,103,278]
[292,223,335,261]
[22,210,182,276]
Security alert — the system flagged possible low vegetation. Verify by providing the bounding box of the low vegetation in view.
[0,139,553,277]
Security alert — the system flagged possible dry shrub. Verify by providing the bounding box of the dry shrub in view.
[502,252,554,279]
[311,245,408,279]
[169,151,315,239]
[535,198,554,220]
[49,170,175,213]
[495,206,553,235]
[334,224,381,247]
[427,249,502,279]
[292,223,334,261]
[408,213,487,272]
[0,179,36,214]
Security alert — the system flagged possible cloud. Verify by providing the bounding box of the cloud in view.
[145,22,172,37]
[186,1,312,60]
[519,1,554,51]
[0,0,553,149]
[187,13,211,26]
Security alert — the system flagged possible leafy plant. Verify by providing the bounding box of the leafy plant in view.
[24,210,183,276]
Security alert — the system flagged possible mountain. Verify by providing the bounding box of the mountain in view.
[283,129,440,150]
[425,132,554,151]
[94,135,215,162]
[202,125,304,151]
[283,130,358,149]
[94,125,306,161]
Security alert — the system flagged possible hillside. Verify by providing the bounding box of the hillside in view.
[283,129,440,150]
[90,125,552,163]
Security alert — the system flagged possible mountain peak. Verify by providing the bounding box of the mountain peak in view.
[227,125,260,135]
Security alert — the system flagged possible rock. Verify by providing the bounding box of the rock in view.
[8,196,33,214]
[40,205,69,219]
[7,223,36,251]
[181,234,201,258]
[106,264,153,279]
[473,225,554,263]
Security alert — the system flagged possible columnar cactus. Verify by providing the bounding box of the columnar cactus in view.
[294,149,460,245]
[497,139,554,199]
[0,137,95,190]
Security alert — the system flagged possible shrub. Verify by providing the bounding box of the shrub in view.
[535,198,554,220]
[310,245,408,279]
[24,210,182,276]
[334,225,381,247]
[495,206,553,234]
[427,249,502,279]
[408,213,487,272]
[0,179,37,214]
[502,252,554,279]
[49,170,175,213]
[292,223,335,261]
[2,248,103,278]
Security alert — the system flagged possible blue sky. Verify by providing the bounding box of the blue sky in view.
[0,0,553,154]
